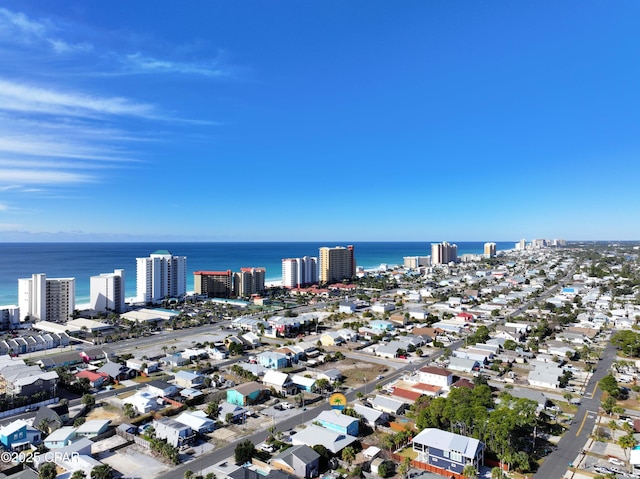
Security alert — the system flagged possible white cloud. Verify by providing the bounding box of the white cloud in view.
[0,169,94,184]
[123,52,230,77]
[0,7,46,39]
[0,202,9,211]
[47,39,93,54]
[0,78,155,118]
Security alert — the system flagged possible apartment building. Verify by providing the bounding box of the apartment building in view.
[136,250,186,303]
[431,242,458,265]
[234,267,266,297]
[18,273,75,322]
[90,269,126,313]
[319,246,355,284]
[282,256,318,288]
[194,270,232,298]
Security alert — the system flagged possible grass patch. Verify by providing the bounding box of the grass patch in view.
[396,448,417,460]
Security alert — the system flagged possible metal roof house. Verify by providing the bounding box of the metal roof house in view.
[412,428,485,476]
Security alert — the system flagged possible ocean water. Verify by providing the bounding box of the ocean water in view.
[0,241,514,306]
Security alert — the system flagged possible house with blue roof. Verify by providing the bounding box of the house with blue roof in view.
[257,351,289,370]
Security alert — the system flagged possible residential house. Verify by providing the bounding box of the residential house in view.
[226,381,268,406]
[123,391,161,415]
[75,370,109,389]
[370,395,406,415]
[317,369,342,384]
[0,419,31,451]
[218,401,248,423]
[270,444,320,479]
[412,428,485,476]
[319,332,345,346]
[33,404,68,432]
[97,361,135,383]
[291,375,316,393]
[241,332,261,349]
[175,410,215,433]
[528,361,563,389]
[353,403,387,427]
[153,417,195,448]
[147,380,178,398]
[160,354,190,367]
[44,426,76,449]
[418,367,453,389]
[126,358,159,375]
[447,357,480,374]
[257,351,289,370]
[316,411,359,436]
[174,370,205,389]
[74,420,110,438]
[262,370,296,395]
[369,319,394,331]
[291,424,358,454]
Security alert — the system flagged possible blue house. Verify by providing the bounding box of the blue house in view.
[412,428,485,475]
[257,351,289,370]
[227,381,269,406]
[316,411,359,436]
[0,419,28,451]
[369,320,394,332]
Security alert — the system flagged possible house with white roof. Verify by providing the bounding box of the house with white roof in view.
[291,374,317,392]
[291,424,358,454]
[370,395,407,415]
[175,410,215,433]
[412,428,485,475]
[262,370,295,395]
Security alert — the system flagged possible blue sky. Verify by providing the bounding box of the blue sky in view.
[0,2,639,242]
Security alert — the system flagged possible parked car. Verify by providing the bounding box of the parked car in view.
[260,443,277,453]
[281,402,294,410]
[609,457,625,466]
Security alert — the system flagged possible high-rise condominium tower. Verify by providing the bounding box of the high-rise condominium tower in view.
[234,267,266,297]
[136,250,186,303]
[319,245,355,284]
[484,242,497,258]
[90,269,126,313]
[282,256,318,288]
[18,273,75,322]
[431,242,458,265]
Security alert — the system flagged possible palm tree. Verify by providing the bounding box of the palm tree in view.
[618,433,637,463]
[184,471,194,479]
[71,471,86,479]
[490,467,504,479]
[462,465,478,478]
[609,420,619,440]
[90,465,113,479]
[39,463,57,479]
[341,445,356,465]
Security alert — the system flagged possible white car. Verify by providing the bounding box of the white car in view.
[609,457,625,466]
[260,443,276,453]
[281,402,294,410]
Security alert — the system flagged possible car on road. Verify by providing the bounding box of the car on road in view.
[594,465,612,474]
[24,406,38,412]
[376,375,384,380]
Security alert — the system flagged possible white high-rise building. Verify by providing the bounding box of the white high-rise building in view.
[515,239,527,251]
[136,250,187,304]
[282,256,318,288]
[18,273,75,322]
[90,269,126,313]
[0,305,20,330]
[431,242,458,265]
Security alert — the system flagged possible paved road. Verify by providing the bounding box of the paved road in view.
[155,351,444,479]
[534,341,617,479]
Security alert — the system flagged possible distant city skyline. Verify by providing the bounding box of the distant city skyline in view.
[1,2,639,241]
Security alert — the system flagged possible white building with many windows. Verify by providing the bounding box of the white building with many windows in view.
[136,250,186,303]
[90,269,126,313]
[18,273,75,322]
[282,256,318,288]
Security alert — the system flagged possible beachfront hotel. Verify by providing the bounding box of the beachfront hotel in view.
[484,242,497,258]
[431,241,458,265]
[282,256,318,288]
[90,269,126,313]
[18,273,75,322]
[319,245,355,284]
[233,267,266,297]
[136,250,187,304]
[194,270,232,298]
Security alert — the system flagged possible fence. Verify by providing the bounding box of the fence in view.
[0,398,58,419]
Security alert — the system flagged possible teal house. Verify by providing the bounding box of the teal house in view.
[226,381,268,406]
[0,419,28,451]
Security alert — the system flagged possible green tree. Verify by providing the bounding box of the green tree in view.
[234,439,255,464]
[81,393,96,409]
[123,403,136,418]
[39,463,57,479]
[90,465,113,479]
[618,433,637,462]
[342,445,356,465]
[398,457,411,479]
[599,374,620,398]
[377,460,394,478]
[71,470,86,479]
[602,395,617,415]
[184,471,194,479]
[462,465,478,478]
[206,400,220,418]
